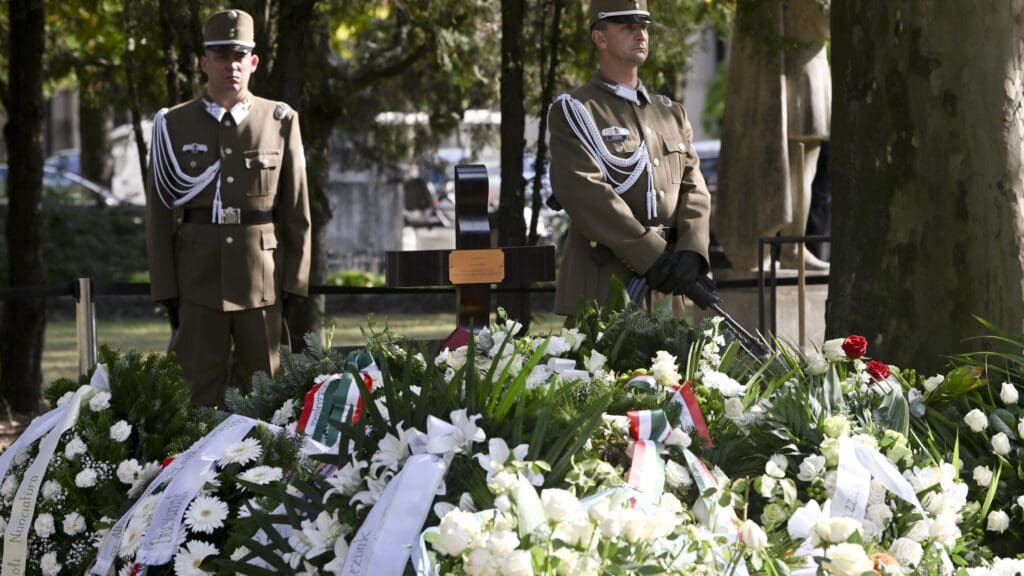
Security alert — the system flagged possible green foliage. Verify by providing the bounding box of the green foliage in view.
[324,268,384,287]
[0,203,147,284]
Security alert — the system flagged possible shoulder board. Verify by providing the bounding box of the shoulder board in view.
[274,102,292,120]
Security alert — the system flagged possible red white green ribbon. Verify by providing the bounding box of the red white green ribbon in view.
[626,410,669,500]
[682,447,718,494]
[297,360,380,446]
[668,381,712,447]
[626,373,658,391]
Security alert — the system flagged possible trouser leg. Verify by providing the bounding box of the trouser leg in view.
[231,302,282,389]
[173,300,232,407]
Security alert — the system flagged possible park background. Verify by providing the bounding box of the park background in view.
[1,0,1023,421]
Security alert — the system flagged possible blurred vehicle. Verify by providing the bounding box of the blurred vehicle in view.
[0,149,119,206]
[692,139,720,194]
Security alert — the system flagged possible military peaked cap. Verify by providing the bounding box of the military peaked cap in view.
[203,9,256,52]
[589,0,652,27]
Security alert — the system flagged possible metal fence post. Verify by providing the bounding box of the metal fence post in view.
[76,277,97,374]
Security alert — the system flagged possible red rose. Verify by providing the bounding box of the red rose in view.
[842,335,868,359]
[866,360,891,382]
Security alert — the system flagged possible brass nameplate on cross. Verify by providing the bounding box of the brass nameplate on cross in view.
[448,249,505,285]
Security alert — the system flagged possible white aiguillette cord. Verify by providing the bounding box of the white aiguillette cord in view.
[555,94,657,220]
[150,109,224,223]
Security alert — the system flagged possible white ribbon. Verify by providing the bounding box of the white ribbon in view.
[831,437,923,522]
[135,415,258,565]
[150,109,224,222]
[340,454,447,576]
[3,384,93,576]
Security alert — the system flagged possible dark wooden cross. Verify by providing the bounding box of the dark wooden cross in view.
[386,164,555,331]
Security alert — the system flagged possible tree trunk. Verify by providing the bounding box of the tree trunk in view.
[528,0,564,246]
[78,87,114,187]
[496,0,529,326]
[827,2,1024,372]
[1,0,47,413]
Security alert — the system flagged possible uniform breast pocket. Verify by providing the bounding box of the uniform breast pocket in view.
[660,135,688,184]
[244,150,282,196]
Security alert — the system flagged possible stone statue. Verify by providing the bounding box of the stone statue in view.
[714,0,831,270]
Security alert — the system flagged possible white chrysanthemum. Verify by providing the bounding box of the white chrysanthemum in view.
[39,551,62,576]
[218,437,263,467]
[109,420,132,442]
[651,351,682,386]
[173,540,219,576]
[34,513,56,539]
[702,370,745,397]
[238,465,283,487]
[75,468,99,488]
[184,495,229,534]
[65,436,87,460]
[117,458,142,484]
[271,399,296,426]
[62,511,86,535]
[89,390,112,411]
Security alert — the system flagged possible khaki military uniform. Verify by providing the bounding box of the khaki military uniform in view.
[146,95,311,405]
[549,73,711,315]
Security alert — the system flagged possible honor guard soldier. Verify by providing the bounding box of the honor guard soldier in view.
[145,9,311,406]
[548,0,716,316]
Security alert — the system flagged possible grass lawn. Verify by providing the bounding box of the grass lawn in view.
[43,312,565,384]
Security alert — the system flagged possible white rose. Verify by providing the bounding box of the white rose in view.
[62,512,86,535]
[703,370,745,397]
[33,513,56,539]
[923,374,944,392]
[740,519,767,551]
[929,512,961,547]
[109,420,132,442]
[435,509,479,557]
[889,537,924,566]
[973,465,993,487]
[664,428,691,448]
[797,454,827,482]
[88,390,111,411]
[866,503,893,528]
[75,468,98,488]
[1018,495,1024,510]
[541,488,579,523]
[494,494,511,512]
[1001,382,1019,405]
[992,432,1012,456]
[1019,418,1024,440]
[553,517,592,547]
[806,352,829,375]
[964,409,988,432]
[825,543,874,576]
[814,517,861,544]
[822,339,846,361]
[724,397,744,418]
[503,550,534,576]
[599,515,623,538]
[986,510,1010,533]
[821,415,850,439]
[904,519,930,542]
[665,460,693,488]
[486,530,520,556]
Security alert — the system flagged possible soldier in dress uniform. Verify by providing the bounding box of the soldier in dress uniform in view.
[145,9,311,406]
[548,0,715,316]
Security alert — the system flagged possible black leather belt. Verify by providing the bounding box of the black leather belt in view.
[182,207,274,225]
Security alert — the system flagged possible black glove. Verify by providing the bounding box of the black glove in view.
[160,299,180,331]
[644,250,704,294]
[282,294,295,318]
[684,275,721,310]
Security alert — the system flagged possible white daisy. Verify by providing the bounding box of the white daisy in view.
[184,495,229,534]
[238,465,283,487]
[118,521,144,559]
[173,540,219,576]
[218,438,263,467]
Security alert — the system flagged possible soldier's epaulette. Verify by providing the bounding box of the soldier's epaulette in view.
[274,102,292,120]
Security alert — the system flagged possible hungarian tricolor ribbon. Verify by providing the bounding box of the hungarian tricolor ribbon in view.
[626,372,658,392]
[668,381,712,447]
[625,409,669,500]
[296,355,380,446]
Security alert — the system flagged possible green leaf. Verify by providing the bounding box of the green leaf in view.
[879,387,910,437]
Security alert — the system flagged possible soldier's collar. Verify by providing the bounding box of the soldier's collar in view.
[593,74,650,105]
[202,93,254,124]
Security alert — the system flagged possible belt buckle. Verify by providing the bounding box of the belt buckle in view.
[220,207,240,224]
